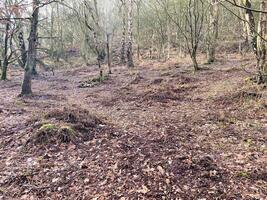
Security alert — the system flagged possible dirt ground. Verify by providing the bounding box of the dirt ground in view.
[0,54,266,199]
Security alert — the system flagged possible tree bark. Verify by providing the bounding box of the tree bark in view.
[257,0,267,83]
[207,0,219,63]
[1,23,10,80]
[18,31,27,68]
[21,0,40,96]
[106,33,112,74]
[120,0,127,64]
[127,0,134,68]
[136,0,141,60]
[191,51,199,72]
[243,0,258,56]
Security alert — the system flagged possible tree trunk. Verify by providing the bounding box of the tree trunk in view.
[1,60,8,81]
[257,0,267,83]
[120,0,127,64]
[192,57,199,72]
[21,0,39,96]
[1,23,10,80]
[243,0,258,56]
[191,51,199,71]
[166,1,171,60]
[18,31,27,68]
[149,30,154,59]
[238,0,249,44]
[127,0,134,68]
[106,33,112,74]
[137,0,141,60]
[207,0,219,63]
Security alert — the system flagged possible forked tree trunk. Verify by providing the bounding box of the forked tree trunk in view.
[257,0,267,83]
[127,0,134,68]
[207,0,219,63]
[21,0,39,96]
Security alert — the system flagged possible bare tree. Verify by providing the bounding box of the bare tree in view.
[21,0,40,95]
[120,0,127,64]
[126,0,134,68]
[207,0,219,63]
[159,0,205,71]
[257,0,267,83]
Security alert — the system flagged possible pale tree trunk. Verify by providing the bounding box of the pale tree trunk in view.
[149,30,154,59]
[137,0,141,60]
[238,0,249,44]
[120,0,127,64]
[127,0,134,68]
[242,0,258,57]
[166,17,171,60]
[106,33,112,74]
[166,0,171,60]
[207,0,219,63]
[50,6,55,58]
[21,0,39,96]
[257,0,267,83]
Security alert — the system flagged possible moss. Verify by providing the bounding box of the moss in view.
[39,123,57,132]
[237,171,250,178]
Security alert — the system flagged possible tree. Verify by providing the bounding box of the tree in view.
[0,0,19,80]
[126,0,134,68]
[21,0,40,95]
[207,0,219,63]
[120,0,127,64]
[226,0,267,83]
[257,0,267,83]
[158,0,206,71]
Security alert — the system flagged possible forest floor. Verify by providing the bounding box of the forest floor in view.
[0,54,266,200]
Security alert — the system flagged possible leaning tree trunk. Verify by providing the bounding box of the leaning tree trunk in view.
[1,22,10,80]
[207,0,219,63]
[21,0,39,96]
[126,0,134,68]
[257,0,267,83]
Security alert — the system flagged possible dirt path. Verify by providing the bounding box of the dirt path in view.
[0,55,266,199]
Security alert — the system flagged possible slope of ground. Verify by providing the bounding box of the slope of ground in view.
[0,54,266,199]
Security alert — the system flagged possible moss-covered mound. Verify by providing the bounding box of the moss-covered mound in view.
[27,107,106,146]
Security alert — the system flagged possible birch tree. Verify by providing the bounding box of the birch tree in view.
[126,0,134,68]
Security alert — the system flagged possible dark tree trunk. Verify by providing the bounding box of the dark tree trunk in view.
[1,23,10,80]
[191,51,199,71]
[18,31,27,68]
[21,0,39,96]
